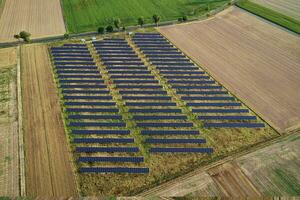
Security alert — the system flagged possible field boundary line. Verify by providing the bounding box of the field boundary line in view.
[16,45,25,196]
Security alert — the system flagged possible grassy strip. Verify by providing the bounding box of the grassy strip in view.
[236,0,300,34]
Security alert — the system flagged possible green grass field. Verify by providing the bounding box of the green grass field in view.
[61,0,229,33]
[236,0,300,34]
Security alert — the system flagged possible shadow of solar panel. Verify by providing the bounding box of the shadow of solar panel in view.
[169,80,215,84]
[114,80,158,84]
[55,62,95,65]
[56,70,99,74]
[159,71,204,75]
[108,71,149,74]
[78,156,143,162]
[137,122,193,127]
[52,54,91,58]
[198,115,257,120]
[119,90,167,95]
[60,85,107,89]
[59,79,104,83]
[182,96,235,101]
[63,96,112,100]
[141,130,199,135]
[66,108,118,112]
[54,58,93,61]
[69,122,126,127]
[133,115,187,120]
[146,138,206,144]
[58,75,100,78]
[68,114,122,120]
[126,102,176,106]
[118,85,161,89]
[76,147,139,153]
[174,86,222,90]
[192,109,249,113]
[72,130,130,135]
[187,102,242,107]
[204,122,265,128]
[150,147,213,153]
[74,138,134,144]
[156,67,199,71]
[62,89,108,94]
[129,109,181,113]
[177,91,228,95]
[56,66,97,70]
[122,96,171,101]
[163,75,210,79]
[79,167,149,173]
[64,101,114,106]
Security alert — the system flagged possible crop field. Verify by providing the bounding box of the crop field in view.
[61,0,229,33]
[49,32,278,196]
[159,7,300,134]
[21,44,77,196]
[0,0,65,42]
[0,47,18,196]
[250,0,300,20]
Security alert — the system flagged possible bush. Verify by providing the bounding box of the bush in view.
[122,26,126,31]
[178,17,183,22]
[153,14,160,26]
[106,25,114,33]
[183,15,188,21]
[138,17,144,27]
[19,31,31,42]
[64,33,70,39]
[98,27,105,34]
[114,18,121,30]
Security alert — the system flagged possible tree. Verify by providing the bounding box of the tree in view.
[106,25,114,33]
[153,14,160,26]
[64,32,70,39]
[98,27,105,34]
[14,34,20,40]
[206,3,210,11]
[19,31,31,42]
[113,18,121,30]
[138,17,144,27]
[183,15,188,21]
[122,26,126,32]
[178,17,183,22]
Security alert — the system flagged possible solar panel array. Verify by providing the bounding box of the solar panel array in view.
[132,33,265,129]
[51,43,148,174]
[94,39,212,155]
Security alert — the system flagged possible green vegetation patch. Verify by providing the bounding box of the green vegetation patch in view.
[61,0,229,33]
[236,0,300,34]
[271,168,300,195]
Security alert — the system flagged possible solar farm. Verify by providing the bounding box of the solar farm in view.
[49,33,278,195]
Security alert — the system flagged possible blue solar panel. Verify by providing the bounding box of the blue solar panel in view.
[119,90,167,95]
[147,55,184,58]
[96,48,132,51]
[177,91,228,95]
[60,85,107,89]
[63,96,112,100]
[181,96,235,101]
[76,147,139,153]
[58,75,100,78]
[129,109,181,113]
[100,54,137,58]
[64,101,115,106]
[59,79,104,83]
[146,138,206,144]
[133,115,187,120]
[62,90,109,94]
[79,167,149,174]
[136,122,193,127]
[69,122,126,127]
[108,71,150,74]
[141,130,199,135]
[94,44,129,48]
[204,122,265,128]
[52,54,91,58]
[192,109,249,113]
[72,130,129,135]
[74,138,134,143]
[106,67,146,70]
[54,57,93,61]
[56,70,99,74]
[78,156,143,162]
[151,62,192,66]
[174,85,222,90]
[122,96,171,101]
[187,102,242,107]
[169,80,215,84]
[138,44,173,48]
[118,85,161,89]
[150,147,213,153]
[142,51,181,55]
[126,102,176,106]
[56,66,97,70]
[102,58,140,61]
[52,50,89,54]
[55,65,97,68]
[51,47,88,50]
[159,71,204,75]
[104,62,144,66]
[68,114,122,120]
[163,75,210,79]
[141,48,178,52]
[64,44,86,47]
[198,115,257,120]
[150,58,189,62]
[66,108,118,112]
[55,61,95,65]
[98,52,136,55]
[114,80,157,84]
[134,42,169,45]
[156,67,199,71]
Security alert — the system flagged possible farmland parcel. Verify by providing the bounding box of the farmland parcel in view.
[159,7,300,134]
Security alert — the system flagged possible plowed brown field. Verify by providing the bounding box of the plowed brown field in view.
[21,44,77,197]
[0,0,65,42]
[159,7,300,133]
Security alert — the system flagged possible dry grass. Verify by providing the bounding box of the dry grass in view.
[158,7,300,134]
[0,47,17,67]
[0,0,65,42]
[21,44,77,197]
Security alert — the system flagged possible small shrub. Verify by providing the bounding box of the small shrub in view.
[98,27,105,34]
[138,17,144,27]
[106,25,114,33]
[183,15,188,21]
[178,17,183,22]
[64,33,70,39]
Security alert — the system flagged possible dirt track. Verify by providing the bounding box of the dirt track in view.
[159,7,300,133]
[0,0,65,42]
[21,44,77,197]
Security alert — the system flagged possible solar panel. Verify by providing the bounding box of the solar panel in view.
[118,85,161,89]
[56,66,97,70]
[108,71,150,74]
[119,91,167,95]
[72,130,130,135]
[56,70,99,74]
[173,85,222,90]
[69,122,126,127]
[187,102,242,107]
[110,75,154,79]
[55,61,95,65]
[59,79,104,83]
[78,156,143,162]
[168,80,215,84]
[147,55,184,58]
[151,62,192,66]
[76,147,139,153]
[68,114,122,120]
[103,62,144,66]
[60,85,107,89]
[163,75,210,79]
[192,109,249,113]
[58,75,100,78]
[133,115,187,120]
[100,54,137,58]
[128,109,181,113]
[64,44,86,47]
[177,91,228,95]
[54,58,94,61]
[204,122,265,128]
[145,138,206,144]
[96,48,132,51]
[181,96,235,101]
[138,44,173,48]
[56,65,97,68]
[63,96,112,100]
[62,90,109,94]
[51,50,90,54]
[64,101,115,106]
[156,67,199,71]
[106,66,146,70]
[122,96,171,101]
[159,71,204,75]
[52,54,91,58]
[66,108,118,112]
[136,122,193,127]
[114,80,157,84]
[198,115,257,120]
[141,130,199,135]
[102,58,140,61]
[141,48,178,52]
[150,58,189,62]
[74,138,134,143]
[79,167,149,174]
[150,147,213,153]
[126,102,176,107]
[142,51,181,55]
[51,47,88,50]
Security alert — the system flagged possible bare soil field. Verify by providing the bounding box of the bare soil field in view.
[159,7,300,134]
[251,0,300,20]
[0,47,18,196]
[0,0,65,42]
[21,44,77,197]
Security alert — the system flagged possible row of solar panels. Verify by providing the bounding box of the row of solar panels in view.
[76,147,213,153]
[74,138,206,144]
